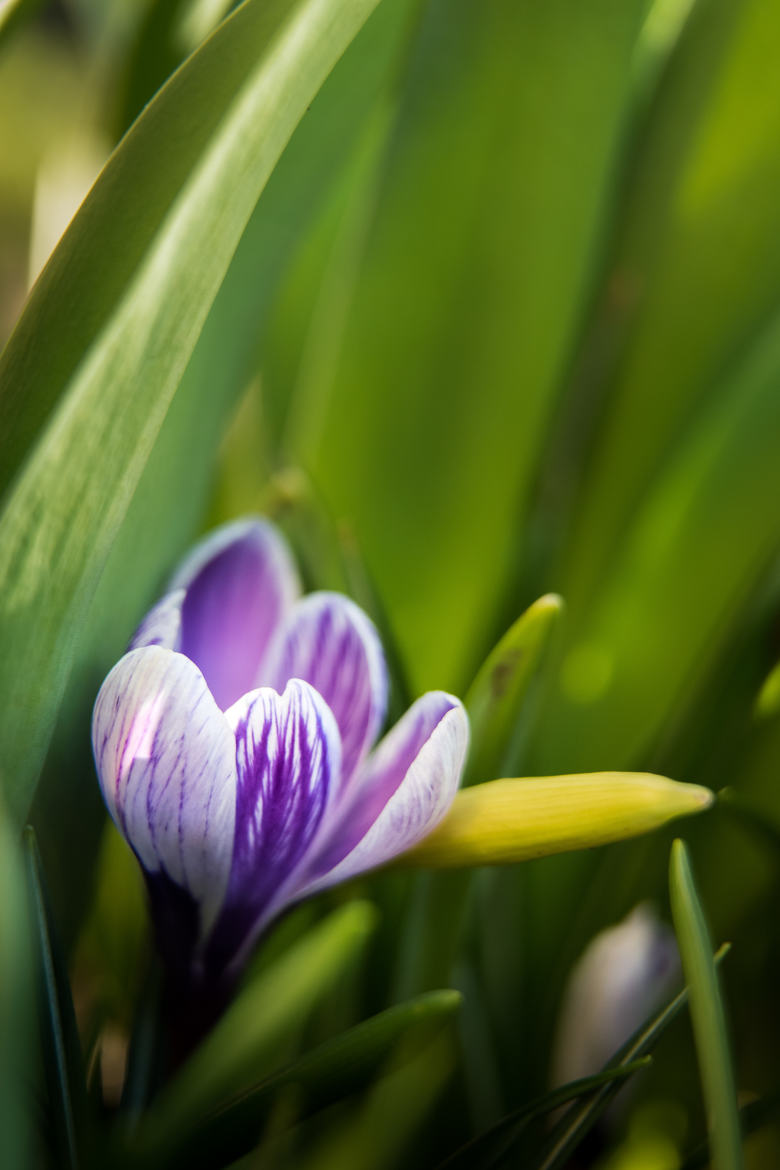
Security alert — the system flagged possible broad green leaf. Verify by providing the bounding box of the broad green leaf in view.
[530,943,730,1170]
[128,989,459,1170]
[0,796,32,1170]
[0,0,380,823]
[138,901,376,1153]
[464,593,563,786]
[404,774,712,868]
[532,306,780,771]
[555,0,780,619]
[669,840,743,1170]
[435,1060,651,1170]
[23,827,87,1169]
[277,0,649,693]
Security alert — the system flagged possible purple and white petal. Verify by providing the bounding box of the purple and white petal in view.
[267,592,387,783]
[207,680,342,970]
[169,518,300,711]
[301,693,469,894]
[92,646,237,936]
[130,588,185,651]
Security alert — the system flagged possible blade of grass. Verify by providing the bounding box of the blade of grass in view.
[0,795,33,1169]
[464,594,564,787]
[129,987,458,1169]
[22,827,87,1170]
[670,839,743,1170]
[137,901,376,1154]
[435,1059,651,1170]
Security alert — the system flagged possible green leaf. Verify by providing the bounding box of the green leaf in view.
[553,0,780,620]
[22,827,87,1170]
[464,594,563,786]
[129,989,459,1170]
[532,304,780,772]
[0,0,380,823]
[669,839,743,1170]
[174,992,460,1170]
[136,901,377,1156]
[435,1060,651,1170]
[529,943,730,1170]
[0,797,33,1170]
[278,0,649,694]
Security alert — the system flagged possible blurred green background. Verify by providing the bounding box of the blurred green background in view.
[2,0,780,1165]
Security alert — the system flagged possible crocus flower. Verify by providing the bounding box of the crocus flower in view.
[92,518,469,991]
[551,904,679,1094]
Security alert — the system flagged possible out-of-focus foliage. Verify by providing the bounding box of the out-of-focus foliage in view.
[1,0,780,1164]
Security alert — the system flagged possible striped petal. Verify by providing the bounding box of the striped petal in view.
[129,588,185,651]
[133,518,300,710]
[206,679,342,971]
[91,646,237,938]
[303,693,469,893]
[267,592,387,783]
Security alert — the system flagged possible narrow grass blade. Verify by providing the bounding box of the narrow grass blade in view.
[405,773,713,868]
[528,944,730,1170]
[138,902,376,1153]
[436,1059,650,1170]
[0,796,33,1169]
[130,987,456,1169]
[23,827,87,1170]
[464,594,564,786]
[669,839,743,1170]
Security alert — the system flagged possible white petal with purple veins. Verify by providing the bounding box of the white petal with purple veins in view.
[302,694,468,895]
[209,680,342,968]
[168,518,300,710]
[267,592,387,784]
[92,646,237,936]
[130,588,185,652]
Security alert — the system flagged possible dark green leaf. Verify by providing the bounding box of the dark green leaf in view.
[131,985,456,1169]
[670,839,743,1170]
[0,796,33,1169]
[23,826,87,1170]
[136,901,377,1155]
[435,1059,651,1170]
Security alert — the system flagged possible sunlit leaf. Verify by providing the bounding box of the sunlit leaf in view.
[0,0,380,823]
[279,0,650,693]
[464,594,563,787]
